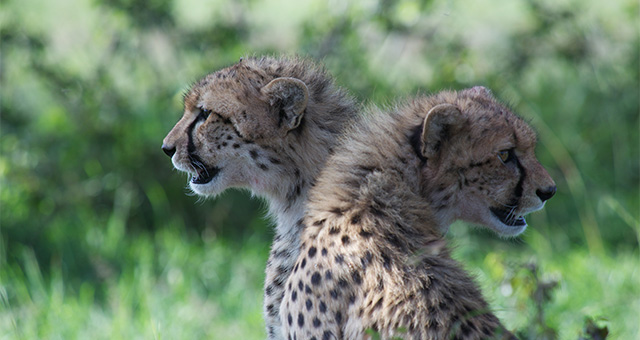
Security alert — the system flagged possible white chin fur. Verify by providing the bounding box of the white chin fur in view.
[490,217,527,237]
[189,179,225,197]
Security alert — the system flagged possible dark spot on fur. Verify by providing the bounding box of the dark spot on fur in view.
[258,163,268,171]
[249,149,259,159]
[351,270,362,285]
[313,219,325,227]
[311,272,322,285]
[308,246,317,258]
[297,313,304,327]
[335,311,343,325]
[328,227,339,235]
[381,251,392,270]
[273,275,286,287]
[350,213,361,225]
[321,248,328,256]
[357,164,375,173]
[269,157,281,164]
[287,313,292,326]
[306,299,313,311]
[301,258,306,269]
[272,248,288,259]
[329,207,343,215]
[348,294,356,305]
[361,251,373,269]
[385,232,405,251]
[322,330,333,340]
[267,303,276,317]
[291,290,297,301]
[325,270,333,281]
[298,280,303,291]
[277,265,289,276]
[335,254,344,264]
[313,317,321,328]
[319,301,327,313]
[341,235,350,245]
[305,285,312,294]
[359,229,372,238]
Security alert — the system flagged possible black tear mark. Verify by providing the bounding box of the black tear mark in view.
[513,157,527,205]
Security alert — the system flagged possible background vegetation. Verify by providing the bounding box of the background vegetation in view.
[1,0,638,339]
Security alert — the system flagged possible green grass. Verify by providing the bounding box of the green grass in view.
[0,226,268,340]
[1,218,638,339]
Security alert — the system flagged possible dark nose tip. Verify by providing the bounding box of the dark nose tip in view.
[162,144,176,157]
[536,186,557,202]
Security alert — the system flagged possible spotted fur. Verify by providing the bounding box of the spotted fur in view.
[162,56,358,339]
[281,87,555,339]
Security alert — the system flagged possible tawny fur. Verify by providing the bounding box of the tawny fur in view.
[281,87,555,339]
[162,56,358,339]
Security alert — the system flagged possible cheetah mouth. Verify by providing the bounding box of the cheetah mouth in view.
[490,207,526,227]
[189,156,220,185]
[191,166,220,184]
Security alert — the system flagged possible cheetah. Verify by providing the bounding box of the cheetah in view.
[161,56,358,339]
[281,86,556,339]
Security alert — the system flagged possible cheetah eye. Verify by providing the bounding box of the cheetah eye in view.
[498,149,515,164]
[198,107,212,121]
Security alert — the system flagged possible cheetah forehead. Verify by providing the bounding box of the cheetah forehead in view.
[183,65,264,112]
[182,56,339,114]
[450,91,538,150]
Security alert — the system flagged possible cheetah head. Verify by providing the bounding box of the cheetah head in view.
[162,58,309,198]
[418,86,556,237]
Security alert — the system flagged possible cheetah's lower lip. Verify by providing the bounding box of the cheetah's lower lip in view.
[489,207,526,227]
[191,166,220,185]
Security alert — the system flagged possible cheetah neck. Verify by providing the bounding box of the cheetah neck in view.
[306,107,448,239]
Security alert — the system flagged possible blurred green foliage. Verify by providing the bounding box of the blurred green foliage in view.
[1,0,638,339]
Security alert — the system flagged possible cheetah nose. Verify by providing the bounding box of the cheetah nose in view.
[162,144,176,158]
[536,186,557,202]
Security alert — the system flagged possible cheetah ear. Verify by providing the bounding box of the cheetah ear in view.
[420,103,463,159]
[261,77,309,131]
